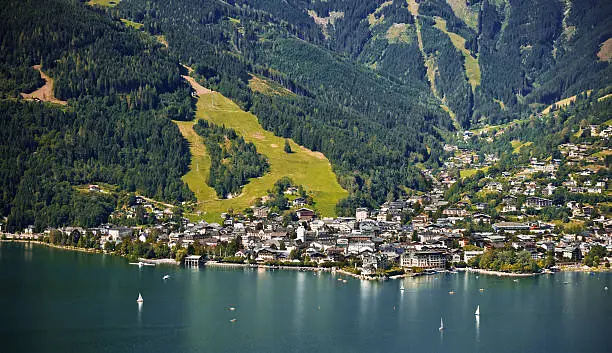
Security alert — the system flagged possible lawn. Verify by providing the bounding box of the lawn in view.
[460,166,489,179]
[176,90,347,222]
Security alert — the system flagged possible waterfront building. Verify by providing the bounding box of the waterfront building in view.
[400,250,447,269]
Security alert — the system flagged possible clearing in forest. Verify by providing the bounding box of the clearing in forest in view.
[248,75,295,96]
[541,90,592,115]
[433,17,481,91]
[178,76,347,221]
[87,0,120,7]
[20,65,67,106]
[597,38,612,62]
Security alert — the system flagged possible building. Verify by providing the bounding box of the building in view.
[256,248,278,262]
[296,226,306,242]
[492,222,531,233]
[184,255,203,268]
[525,197,553,209]
[107,227,132,242]
[400,250,447,269]
[296,208,315,221]
[472,214,492,224]
[464,250,484,263]
[253,206,269,218]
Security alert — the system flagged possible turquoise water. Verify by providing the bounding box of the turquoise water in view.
[0,242,610,352]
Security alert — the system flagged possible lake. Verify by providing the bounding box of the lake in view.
[1,242,610,352]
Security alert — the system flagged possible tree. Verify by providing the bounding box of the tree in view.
[284,139,292,153]
[175,248,188,262]
[411,231,419,242]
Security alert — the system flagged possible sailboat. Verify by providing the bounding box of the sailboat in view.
[439,317,444,332]
[136,293,143,303]
[163,274,171,280]
[475,305,480,316]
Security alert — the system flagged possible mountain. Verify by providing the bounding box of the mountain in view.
[0,0,610,230]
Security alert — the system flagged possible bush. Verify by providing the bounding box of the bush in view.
[454,261,467,268]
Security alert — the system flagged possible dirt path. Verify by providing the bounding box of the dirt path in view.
[20,65,67,105]
[182,74,213,95]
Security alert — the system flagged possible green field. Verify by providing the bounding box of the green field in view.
[511,140,532,154]
[121,19,143,30]
[87,0,121,7]
[248,75,295,97]
[433,17,481,91]
[176,91,347,222]
[460,166,489,178]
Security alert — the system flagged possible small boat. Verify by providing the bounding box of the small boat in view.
[475,276,479,279]
[163,274,171,280]
[230,319,237,323]
[513,279,519,282]
[343,280,347,283]
[479,288,485,292]
[229,307,236,311]
[448,291,455,295]
[439,317,444,332]
[136,293,143,303]
[604,286,608,291]
[475,305,480,316]
[400,285,405,291]
[563,281,569,284]
[130,261,155,267]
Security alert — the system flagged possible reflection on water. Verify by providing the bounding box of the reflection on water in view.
[1,243,610,353]
[137,301,143,326]
[293,271,306,332]
[24,243,33,262]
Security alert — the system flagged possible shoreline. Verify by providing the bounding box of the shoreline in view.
[457,267,541,277]
[3,238,609,277]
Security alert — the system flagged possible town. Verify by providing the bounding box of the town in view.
[3,98,612,278]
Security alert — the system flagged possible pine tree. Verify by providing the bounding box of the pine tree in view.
[284,139,292,153]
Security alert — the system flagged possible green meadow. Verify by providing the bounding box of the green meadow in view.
[176,91,347,222]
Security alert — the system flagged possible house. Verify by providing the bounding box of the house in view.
[296,208,315,221]
[292,198,306,207]
[253,206,269,218]
[443,208,470,217]
[525,197,553,209]
[492,222,531,233]
[472,214,492,224]
[355,208,369,221]
[256,248,278,262]
[485,182,503,192]
[107,227,132,242]
[400,250,447,269]
[464,250,484,263]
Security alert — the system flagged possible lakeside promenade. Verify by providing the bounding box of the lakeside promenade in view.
[3,232,610,277]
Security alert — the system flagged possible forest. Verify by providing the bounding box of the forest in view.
[193,120,269,198]
[0,0,194,231]
[1,0,610,230]
[116,0,450,214]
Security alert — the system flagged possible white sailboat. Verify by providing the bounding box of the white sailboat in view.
[137,293,143,303]
[475,305,480,316]
[439,317,444,332]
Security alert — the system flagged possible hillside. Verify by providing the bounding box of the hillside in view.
[1,0,610,230]
[0,0,194,231]
[179,79,347,221]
